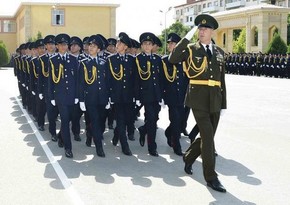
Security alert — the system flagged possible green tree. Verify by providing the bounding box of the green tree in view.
[266,33,287,54]
[28,31,43,42]
[0,41,9,67]
[233,28,246,53]
[158,21,192,55]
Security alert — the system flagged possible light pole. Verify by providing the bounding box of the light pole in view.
[160,6,172,55]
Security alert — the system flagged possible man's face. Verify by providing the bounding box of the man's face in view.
[70,44,81,55]
[198,27,213,44]
[107,44,116,54]
[167,41,177,53]
[56,43,68,54]
[89,43,100,56]
[141,41,153,54]
[37,46,45,56]
[46,43,55,53]
[116,41,127,54]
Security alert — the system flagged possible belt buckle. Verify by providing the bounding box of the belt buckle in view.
[208,80,215,86]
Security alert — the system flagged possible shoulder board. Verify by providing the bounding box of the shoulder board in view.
[80,58,88,63]
[162,55,169,60]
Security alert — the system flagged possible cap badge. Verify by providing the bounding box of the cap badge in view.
[202,19,206,24]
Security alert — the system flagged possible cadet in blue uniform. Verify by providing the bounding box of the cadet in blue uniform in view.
[34,39,46,131]
[70,36,86,141]
[162,33,189,156]
[169,14,227,193]
[24,42,33,114]
[108,32,136,156]
[38,35,60,142]
[79,35,110,157]
[48,33,79,158]
[135,32,163,157]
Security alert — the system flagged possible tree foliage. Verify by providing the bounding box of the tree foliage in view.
[0,41,9,67]
[266,33,287,54]
[158,21,192,55]
[233,28,246,53]
[28,31,43,42]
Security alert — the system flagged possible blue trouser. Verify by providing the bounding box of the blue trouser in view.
[46,99,59,136]
[58,104,74,150]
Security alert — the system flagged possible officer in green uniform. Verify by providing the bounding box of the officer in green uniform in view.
[169,14,227,193]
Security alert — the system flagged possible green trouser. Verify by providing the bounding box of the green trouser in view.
[184,109,220,181]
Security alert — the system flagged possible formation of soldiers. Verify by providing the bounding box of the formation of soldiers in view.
[12,32,195,158]
[225,52,290,78]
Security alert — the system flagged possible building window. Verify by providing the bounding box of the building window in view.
[203,3,206,8]
[52,9,65,26]
[220,0,224,6]
[3,20,16,32]
[208,2,212,7]
[214,1,218,6]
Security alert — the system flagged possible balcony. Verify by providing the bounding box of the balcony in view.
[202,6,220,13]
[225,0,246,9]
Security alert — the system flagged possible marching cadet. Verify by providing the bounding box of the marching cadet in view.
[14,46,22,98]
[69,36,85,142]
[78,35,110,157]
[24,42,33,114]
[135,32,164,157]
[28,42,39,123]
[169,14,227,192]
[108,32,136,156]
[38,35,60,142]
[48,33,79,158]
[34,39,46,131]
[19,44,27,109]
[162,33,188,156]
[152,35,162,56]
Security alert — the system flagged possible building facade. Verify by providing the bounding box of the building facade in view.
[0,1,119,54]
[174,0,290,53]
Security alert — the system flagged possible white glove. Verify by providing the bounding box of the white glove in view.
[185,26,198,41]
[51,100,56,106]
[220,109,226,116]
[105,102,110,109]
[22,83,25,87]
[74,98,79,104]
[159,99,166,108]
[26,86,29,91]
[136,100,141,107]
[32,91,35,96]
[79,102,86,111]
[109,97,114,104]
[39,93,43,100]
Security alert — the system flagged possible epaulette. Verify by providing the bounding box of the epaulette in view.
[49,53,58,59]
[39,53,47,58]
[80,57,88,63]
[162,55,169,60]
[107,53,117,59]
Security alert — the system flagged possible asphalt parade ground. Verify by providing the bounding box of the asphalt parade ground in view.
[0,67,290,205]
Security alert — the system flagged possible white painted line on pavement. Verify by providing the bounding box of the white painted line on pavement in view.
[15,96,84,205]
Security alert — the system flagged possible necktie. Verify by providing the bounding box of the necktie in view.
[206,45,212,59]
[62,55,65,61]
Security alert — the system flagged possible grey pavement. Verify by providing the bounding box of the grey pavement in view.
[0,67,290,205]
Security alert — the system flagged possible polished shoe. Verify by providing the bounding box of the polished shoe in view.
[207,178,226,193]
[128,134,135,141]
[174,149,183,156]
[215,151,218,157]
[86,136,92,147]
[112,135,118,146]
[38,126,44,131]
[149,150,159,157]
[96,146,105,157]
[108,124,114,129]
[74,134,81,141]
[51,135,58,142]
[183,154,193,175]
[138,128,145,147]
[65,149,73,158]
[122,147,132,156]
[58,136,64,148]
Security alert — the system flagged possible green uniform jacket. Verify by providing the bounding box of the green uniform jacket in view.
[168,38,227,113]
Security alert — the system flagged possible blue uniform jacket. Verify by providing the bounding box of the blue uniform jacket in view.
[107,53,136,103]
[135,52,163,104]
[79,57,109,106]
[38,53,51,99]
[48,53,78,106]
[29,57,40,94]
[161,55,189,106]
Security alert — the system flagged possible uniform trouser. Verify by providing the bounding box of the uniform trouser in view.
[127,102,136,136]
[181,106,190,132]
[58,104,74,150]
[139,102,160,152]
[184,109,220,182]
[114,103,135,148]
[189,124,199,142]
[46,100,59,136]
[37,97,46,127]
[166,105,183,151]
[21,86,27,107]
[87,105,106,147]
[31,94,38,119]
[72,103,83,136]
